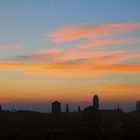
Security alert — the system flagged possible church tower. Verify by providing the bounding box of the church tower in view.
[93,95,99,110]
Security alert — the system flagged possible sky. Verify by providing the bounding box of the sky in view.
[0,0,140,112]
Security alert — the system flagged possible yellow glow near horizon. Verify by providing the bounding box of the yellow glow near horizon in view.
[0,22,140,105]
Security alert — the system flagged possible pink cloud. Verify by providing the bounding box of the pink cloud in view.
[0,22,140,78]
[105,53,140,64]
[49,23,140,42]
[75,38,140,49]
[34,46,140,64]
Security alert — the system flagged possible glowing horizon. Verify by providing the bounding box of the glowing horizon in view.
[0,0,140,112]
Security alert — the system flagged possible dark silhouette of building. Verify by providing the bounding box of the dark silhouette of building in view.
[52,101,61,113]
[78,106,81,112]
[136,101,140,111]
[0,95,140,140]
[84,95,99,112]
[93,95,99,110]
[0,104,2,111]
[116,105,122,112]
[66,104,69,113]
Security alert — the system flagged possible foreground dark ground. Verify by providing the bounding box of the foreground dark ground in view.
[0,110,140,140]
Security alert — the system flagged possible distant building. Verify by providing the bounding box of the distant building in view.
[93,95,99,110]
[78,106,81,112]
[136,101,140,111]
[116,105,122,112]
[52,101,61,113]
[0,105,2,111]
[66,104,69,113]
[84,95,99,112]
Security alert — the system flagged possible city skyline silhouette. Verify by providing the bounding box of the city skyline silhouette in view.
[0,0,140,139]
[0,0,140,113]
[0,95,139,113]
[0,95,140,140]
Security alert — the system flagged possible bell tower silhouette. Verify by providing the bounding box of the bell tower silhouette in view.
[93,95,99,110]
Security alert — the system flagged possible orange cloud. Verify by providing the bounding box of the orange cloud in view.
[0,56,140,78]
[51,50,125,62]
[96,84,140,101]
[34,46,140,63]
[49,23,140,42]
[0,45,140,78]
[76,38,140,49]
[97,63,140,72]
[97,84,140,93]
[0,22,140,78]
[25,69,105,78]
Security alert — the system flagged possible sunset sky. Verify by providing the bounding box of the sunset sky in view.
[0,0,140,112]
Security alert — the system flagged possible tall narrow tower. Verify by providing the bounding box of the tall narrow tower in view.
[78,106,81,112]
[136,101,140,111]
[93,95,99,110]
[66,104,69,113]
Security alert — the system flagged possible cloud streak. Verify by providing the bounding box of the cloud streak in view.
[96,84,140,94]
[0,53,140,78]
[0,22,140,78]
[75,38,140,50]
[96,84,140,101]
[49,23,140,42]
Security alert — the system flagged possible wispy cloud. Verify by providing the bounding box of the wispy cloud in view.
[75,38,140,50]
[0,22,140,78]
[49,23,140,42]
[0,54,140,78]
[11,47,140,65]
